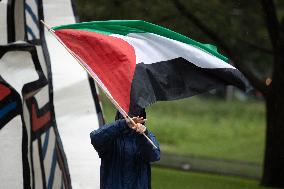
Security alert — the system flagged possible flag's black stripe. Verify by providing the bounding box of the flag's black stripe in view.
[129,57,250,114]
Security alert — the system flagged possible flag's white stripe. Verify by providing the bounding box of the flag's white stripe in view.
[111,33,235,69]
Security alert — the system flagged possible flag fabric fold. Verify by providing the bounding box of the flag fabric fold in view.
[52,20,250,114]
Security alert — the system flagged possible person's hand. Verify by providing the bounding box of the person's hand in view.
[132,116,147,124]
[125,117,146,134]
[134,123,146,134]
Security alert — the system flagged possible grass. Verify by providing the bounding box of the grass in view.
[100,93,265,164]
[152,167,273,189]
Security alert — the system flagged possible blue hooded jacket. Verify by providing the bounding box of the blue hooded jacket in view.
[90,119,160,189]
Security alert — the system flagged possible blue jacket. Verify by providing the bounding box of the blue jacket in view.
[90,119,160,189]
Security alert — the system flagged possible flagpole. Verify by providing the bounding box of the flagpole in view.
[40,20,158,149]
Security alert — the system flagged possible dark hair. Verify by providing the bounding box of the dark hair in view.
[115,111,124,120]
[115,108,146,121]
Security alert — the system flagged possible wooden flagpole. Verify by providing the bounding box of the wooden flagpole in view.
[40,20,158,149]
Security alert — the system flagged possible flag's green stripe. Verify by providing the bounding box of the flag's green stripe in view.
[53,20,228,62]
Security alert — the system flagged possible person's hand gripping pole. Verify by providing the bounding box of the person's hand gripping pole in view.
[126,116,147,134]
[125,115,158,149]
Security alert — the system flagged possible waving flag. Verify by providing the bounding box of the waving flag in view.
[52,20,250,114]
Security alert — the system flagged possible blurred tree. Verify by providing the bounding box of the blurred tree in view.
[75,0,284,187]
[169,0,284,187]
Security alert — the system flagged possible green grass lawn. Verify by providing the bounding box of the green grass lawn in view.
[100,93,265,164]
[152,167,273,189]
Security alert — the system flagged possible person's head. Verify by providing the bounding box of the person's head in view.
[115,111,124,121]
[115,107,146,121]
[129,106,146,119]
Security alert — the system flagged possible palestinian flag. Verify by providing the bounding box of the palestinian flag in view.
[52,20,249,114]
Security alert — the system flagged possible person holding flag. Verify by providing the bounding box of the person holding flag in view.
[41,19,250,188]
[90,108,160,189]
